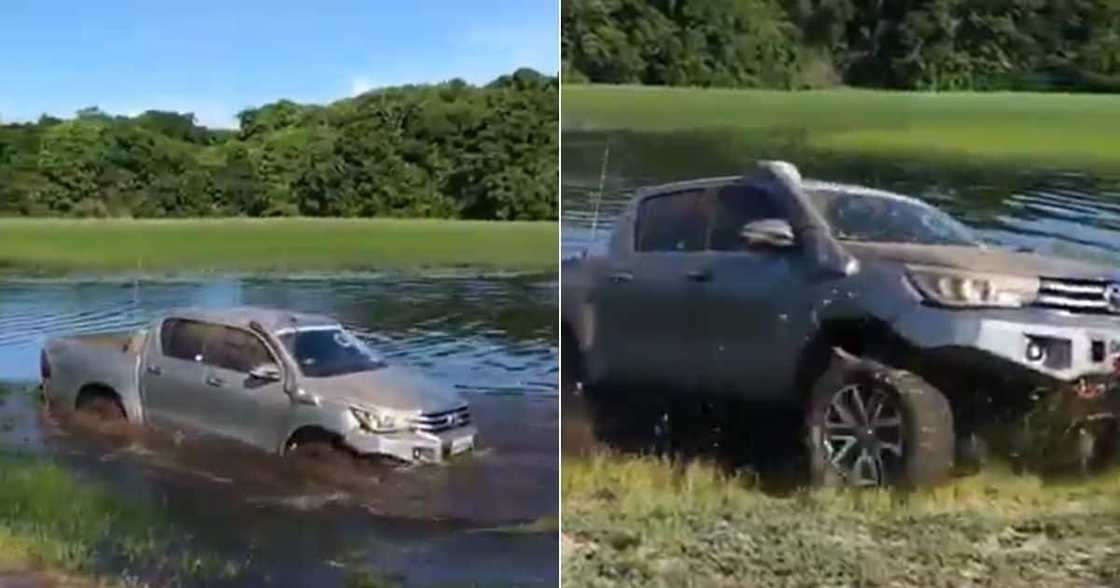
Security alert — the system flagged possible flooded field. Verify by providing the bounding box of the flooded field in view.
[0,274,558,586]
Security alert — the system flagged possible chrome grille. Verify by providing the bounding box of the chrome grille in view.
[412,405,471,433]
[1034,278,1114,314]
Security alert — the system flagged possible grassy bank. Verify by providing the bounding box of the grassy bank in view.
[0,384,234,584]
[0,452,235,584]
[564,452,1120,586]
[563,85,1120,170]
[0,217,557,275]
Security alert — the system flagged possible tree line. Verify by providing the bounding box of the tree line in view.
[562,0,1120,92]
[0,69,557,220]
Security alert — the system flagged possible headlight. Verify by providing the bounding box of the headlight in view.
[906,266,1039,308]
[351,407,403,433]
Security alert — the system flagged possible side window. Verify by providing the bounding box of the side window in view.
[634,189,710,252]
[160,319,208,362]
[203,326,274,373]
[708,185,783,251]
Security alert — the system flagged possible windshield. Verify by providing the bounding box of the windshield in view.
[807,189,980,246]
[277,327,385,378]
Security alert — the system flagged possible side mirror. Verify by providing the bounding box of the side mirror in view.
[740,218,796,249]
[248,363,282,382]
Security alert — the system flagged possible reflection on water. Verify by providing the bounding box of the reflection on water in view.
[0,273,558,587]
[562,130,1120,266]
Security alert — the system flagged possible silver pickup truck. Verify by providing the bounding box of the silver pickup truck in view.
[563,161,1120,486]
[41,307,477,463]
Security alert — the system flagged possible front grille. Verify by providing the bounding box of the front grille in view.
[1034,278,1114,314]
[412,405,471,433]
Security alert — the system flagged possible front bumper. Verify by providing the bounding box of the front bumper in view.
[343,425,478,463]
[893,305,1120,382]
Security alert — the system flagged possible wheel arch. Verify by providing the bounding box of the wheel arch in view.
[794,316,919,403]
[75,382,127,416]
[281,425,344,455]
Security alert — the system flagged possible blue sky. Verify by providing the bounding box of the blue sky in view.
[0,1,557,128]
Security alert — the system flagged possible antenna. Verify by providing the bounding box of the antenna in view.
[588,143,610,252]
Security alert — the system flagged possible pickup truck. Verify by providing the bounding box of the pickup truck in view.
[41,307,477,464]
[562,161,1120,486]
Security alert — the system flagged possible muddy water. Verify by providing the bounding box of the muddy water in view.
[0,274,557,586]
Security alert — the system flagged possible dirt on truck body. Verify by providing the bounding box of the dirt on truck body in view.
[562,161,1120,486]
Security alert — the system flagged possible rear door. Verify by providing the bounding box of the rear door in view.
[197,326,291,451]
[596,187,715,390]
[140,319,210,428]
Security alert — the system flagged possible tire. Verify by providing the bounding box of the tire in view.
[806,353,954,487]
[561,328,579,397]
[76,393,126,421]
[285,434,357,469]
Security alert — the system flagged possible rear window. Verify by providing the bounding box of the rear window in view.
[160,319,208,362]
[634,189,709,252]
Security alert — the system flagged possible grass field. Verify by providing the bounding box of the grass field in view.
[563,85,1120,169]
[0,217,557,275]
[563,452,1120,587]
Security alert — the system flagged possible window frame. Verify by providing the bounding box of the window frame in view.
[632,182,787,254]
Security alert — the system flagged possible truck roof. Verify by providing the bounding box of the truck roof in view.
[167,306,338,332]
[632,173,928,209]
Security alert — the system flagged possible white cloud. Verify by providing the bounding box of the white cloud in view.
[350,76,375,96]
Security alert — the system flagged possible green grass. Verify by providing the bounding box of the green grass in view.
[564,452,1120,587]
[0,217,557,275]
[0,384,234,583]
[0,451,236,584]
[563,85,1120,170]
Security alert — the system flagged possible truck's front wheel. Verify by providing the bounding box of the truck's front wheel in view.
[806,355,954,487]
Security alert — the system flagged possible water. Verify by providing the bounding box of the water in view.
[0,273,558,586]
[562,130,1120,265]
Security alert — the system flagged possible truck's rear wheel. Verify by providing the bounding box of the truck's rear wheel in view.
[807,355,954,487]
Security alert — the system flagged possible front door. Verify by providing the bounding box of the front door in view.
[197,325,292,452]
[702,182,810,400]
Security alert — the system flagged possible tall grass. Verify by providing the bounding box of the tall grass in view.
[0,217,557,275]
[564,452,1120,586]
[563,85,1120,169]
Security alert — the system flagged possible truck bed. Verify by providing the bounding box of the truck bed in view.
[43,329,148,420]
[54,331,145,353]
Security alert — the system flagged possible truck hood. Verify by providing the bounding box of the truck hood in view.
[301,365,465,413]
[843,242,1118,280]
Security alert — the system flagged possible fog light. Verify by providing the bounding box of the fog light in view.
[1026,339,1045,362]
[412,447,436,462]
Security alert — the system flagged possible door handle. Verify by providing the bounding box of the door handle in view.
[205,376,225,387]
[146,365,162,376]
[685,268,713,282]
[608,271,633,284]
